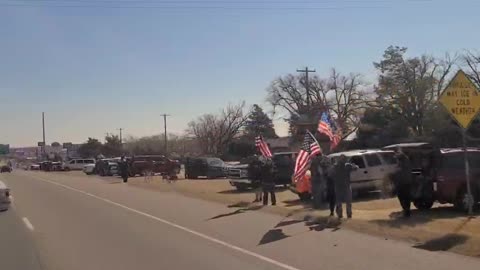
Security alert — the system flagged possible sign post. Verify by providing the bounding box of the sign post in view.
[439,70,480,215]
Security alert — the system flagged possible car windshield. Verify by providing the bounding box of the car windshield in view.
[379,152,397,165]
[443,152,480,169]
[207,158,224,166]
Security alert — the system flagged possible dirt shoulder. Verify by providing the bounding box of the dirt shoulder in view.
[128,177,480,258]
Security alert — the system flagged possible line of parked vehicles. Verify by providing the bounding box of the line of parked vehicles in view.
[217,142,480,213]
[25,155,182,179]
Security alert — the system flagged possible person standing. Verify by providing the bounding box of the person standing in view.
[248,155,263,203]
[394,151,413,217]
[332,155,358,218]
[310,155,324,209]
[119,156,129,183]
[261,158,276,206]
[324,158,336,216]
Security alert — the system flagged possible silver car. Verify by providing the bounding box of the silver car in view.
[0,180,11,211]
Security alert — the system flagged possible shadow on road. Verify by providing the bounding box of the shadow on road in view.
[258,229,289,245]
[217,189,253,195]
[257,214,342,246]
[207,205,264,220]
[413,233,469,252]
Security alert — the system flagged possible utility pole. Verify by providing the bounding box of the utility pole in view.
[296,67,316,107]
[117,128,123,144]
[42,112,46,156]
[160,114,170,154]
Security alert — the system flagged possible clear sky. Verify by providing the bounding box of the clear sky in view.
[0,0,478,147]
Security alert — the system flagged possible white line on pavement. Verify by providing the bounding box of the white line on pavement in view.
[33,176,302,270]
[22,217,34,231]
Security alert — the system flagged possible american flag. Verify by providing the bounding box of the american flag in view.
[318,112,342,150]
[293,131,322,182]
[255,136,272,158]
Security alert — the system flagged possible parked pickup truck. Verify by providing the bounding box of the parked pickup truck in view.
[227,152,296,191]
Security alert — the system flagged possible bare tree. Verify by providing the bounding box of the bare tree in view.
[373,46,456,136]
[187,102,248,156]
[463,50,480,86]
[266,69,369,138]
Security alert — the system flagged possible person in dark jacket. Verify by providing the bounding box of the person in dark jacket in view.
[119,156,129,183]
[247,155,263,202]
[310,156,323,209]
[394,151,413,217]
[323,158,336,216]
[260,158,276,206]
[330,155,358,218]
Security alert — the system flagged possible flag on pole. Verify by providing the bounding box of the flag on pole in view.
[317,112,342,150]
[293,131,322,183]
[255,136,272,158]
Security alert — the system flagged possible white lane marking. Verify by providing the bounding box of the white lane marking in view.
[22,217,34,231]
[32,175,301,270]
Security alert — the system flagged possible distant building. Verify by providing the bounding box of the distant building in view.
[10,143,82,161]
[10,146,41,159]
[266,137,291,152]
[63,143,82,158]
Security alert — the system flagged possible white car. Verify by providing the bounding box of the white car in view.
[328,149,398,193]
[83,164,96,175]
[0,180,11,211]
[64,158,96,171]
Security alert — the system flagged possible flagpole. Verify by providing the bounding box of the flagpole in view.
[306,129,322,155]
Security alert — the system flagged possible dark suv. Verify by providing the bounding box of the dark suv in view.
[185,157,226,179]
[95,158,119,176]
[384,143,480,211]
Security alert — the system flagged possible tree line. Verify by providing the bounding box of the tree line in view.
[76,46,480,159]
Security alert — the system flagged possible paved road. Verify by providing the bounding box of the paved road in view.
[0,206,42,269]
[1,170,479,270]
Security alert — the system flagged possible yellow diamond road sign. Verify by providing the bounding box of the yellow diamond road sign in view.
[439,70,480,129]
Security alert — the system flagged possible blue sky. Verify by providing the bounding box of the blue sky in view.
[0,0,478,146]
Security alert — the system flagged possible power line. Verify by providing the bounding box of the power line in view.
[0,0,436,10]
[0,0,435,3]
[0,4,388,9]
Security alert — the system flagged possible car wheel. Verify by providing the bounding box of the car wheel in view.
[454,188,477,212]
[64,167,70,171]
[413,198,434,210]
[235,185,248,192]
[298,192,311,201]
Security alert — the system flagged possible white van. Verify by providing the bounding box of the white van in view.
[64,158,96,171]
[328,149,398,192]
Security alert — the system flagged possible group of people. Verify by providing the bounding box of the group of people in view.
[309,154,359,219]
[249,148,417,219]
[248,154,359,219]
